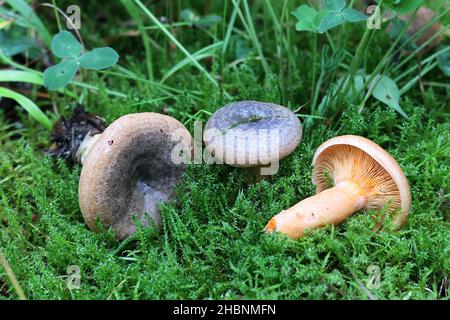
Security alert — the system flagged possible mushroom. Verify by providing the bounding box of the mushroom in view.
[265,135,411,239]
[406,7,443,49]
[78,113,192,239]
[397,7,443,53]
[203,101,302,181]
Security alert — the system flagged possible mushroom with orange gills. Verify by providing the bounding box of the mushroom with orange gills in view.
[265,135,411,239]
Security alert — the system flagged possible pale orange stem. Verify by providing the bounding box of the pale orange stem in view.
[265,180,367,239]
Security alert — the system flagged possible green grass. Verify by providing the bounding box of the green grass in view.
[0,0,449,300]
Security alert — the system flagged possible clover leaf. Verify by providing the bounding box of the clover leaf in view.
[43,30,119,91]
[319,12,345,33]
[50,30,82,59]
[323,0,346,13]
[293,5,318,32]
[79,47,119,70]
[43,59,79,90]
[342,8,368,23]
[293,1,367,34]
[292,5,328,32]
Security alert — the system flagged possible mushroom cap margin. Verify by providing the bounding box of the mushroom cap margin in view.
[78,112,193,239]
[203,100,302,167]
[312,135,411,229]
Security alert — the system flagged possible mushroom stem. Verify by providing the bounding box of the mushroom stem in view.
[265,180,367,239]
[75,133,102,164]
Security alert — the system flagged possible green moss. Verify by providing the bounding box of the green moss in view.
[1,98,448,299]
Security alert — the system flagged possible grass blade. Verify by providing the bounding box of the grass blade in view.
[161,42,223,83]
[231,0,271,76]
[0,70,43,85]
[0,251,27,300]
[0,86,52,130]
[5,0,52,46]
[222,0,239,56]
[121,0,154,81]
[399,61,439,95]
[133,0,229,98]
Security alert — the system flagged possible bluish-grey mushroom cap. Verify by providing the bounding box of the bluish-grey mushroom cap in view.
[203,101,302,167]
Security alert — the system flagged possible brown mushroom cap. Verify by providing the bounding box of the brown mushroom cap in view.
[79,113,192,239]
[403,7,443,50]
[312,135,411,228]
[203,101,302,167]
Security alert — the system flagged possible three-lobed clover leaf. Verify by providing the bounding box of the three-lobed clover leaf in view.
[319,1,368,32]
[44,30,119,91]
[293,0,367,34]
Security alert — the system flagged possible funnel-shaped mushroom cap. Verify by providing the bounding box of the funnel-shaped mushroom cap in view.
[312,135,411,228]
[203,101,302,167]
[79,113,192,239]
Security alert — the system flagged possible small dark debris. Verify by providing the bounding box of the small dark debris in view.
[108,140,114,146]
[0,278,11,298]
[32,213,39,223]
[0,82,35,124]
[46,104,106,163]
[204,56,213,71]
